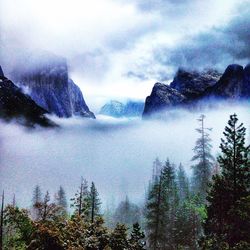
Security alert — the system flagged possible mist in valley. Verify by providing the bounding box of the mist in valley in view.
[0,103,249,209]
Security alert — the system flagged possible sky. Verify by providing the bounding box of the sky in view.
[0,0,250,109]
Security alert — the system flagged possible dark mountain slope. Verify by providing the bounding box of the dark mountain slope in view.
[143,64,250,118]
[0,66,55,127]
[12,52,95,119]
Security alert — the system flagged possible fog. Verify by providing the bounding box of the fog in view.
[0,104,249,209]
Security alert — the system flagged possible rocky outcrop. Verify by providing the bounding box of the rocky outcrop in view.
[170,69,221,98]
[0,66,55,127]
[143,83,186,117]
[206,64,249,99]
[243,64,250,96]
[13,52,95,118]
[143,64,250,118]
[99,100,144,118]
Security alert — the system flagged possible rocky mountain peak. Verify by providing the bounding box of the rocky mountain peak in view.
[143,64,250,118]
[170,68,221,98]
[143,82,186,117]
[12,52,95,118]
[209,64,247,98]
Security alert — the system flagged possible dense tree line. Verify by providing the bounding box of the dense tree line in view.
[144,114,249,249]
[0,114,249,249]
[1,181,145,249]
[145,158,205,250]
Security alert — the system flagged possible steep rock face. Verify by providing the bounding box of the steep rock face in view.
[243,64,250,96]
[13,53,95,118]
[170,69,221,98]
[143,83,186,117]
[143,64,250,118]
[99,100,144,118]
[0,66,55,127]
[207,64,245,98]
[68,79,94,117]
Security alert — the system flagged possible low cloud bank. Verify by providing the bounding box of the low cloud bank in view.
[0,103,249,208]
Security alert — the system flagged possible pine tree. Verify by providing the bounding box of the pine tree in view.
[32,185,42,220]
[41,191,54,221]
[109,223,128,250]
[145,166,167,250]
[56,186,67,215]
[191,114,214,201]
[161,160,179,249]
[177,163,190,202]
[89,182,101,223]
[32,185,42,205]
[83,217,110,250]
[71,177,90,217]
[129,223,146,250]
[218,114,250,202]
[203,114,250,248]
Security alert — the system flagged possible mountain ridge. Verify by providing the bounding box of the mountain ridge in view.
[12,52,95,119]
[143,64,250,118]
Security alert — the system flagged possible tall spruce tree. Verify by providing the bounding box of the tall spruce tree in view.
[145,166,167,250]
[161,160,179,249]
[56,186,67,215]
[32,185,42,205]
[89,182,101,223]
[71,177,90,217]
[191,114,214,201]
[145,159,179,250]
[203,114,250,248]
[32,185,42,220]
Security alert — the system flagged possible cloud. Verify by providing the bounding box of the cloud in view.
[150,1,250,74]
[0,103,249,207]
[0,0,158,54]
[0,0,248,104]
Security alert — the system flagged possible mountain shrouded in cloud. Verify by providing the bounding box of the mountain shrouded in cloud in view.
[143,63,250,118]
[11,51,95,118]
[0,0,249,108]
